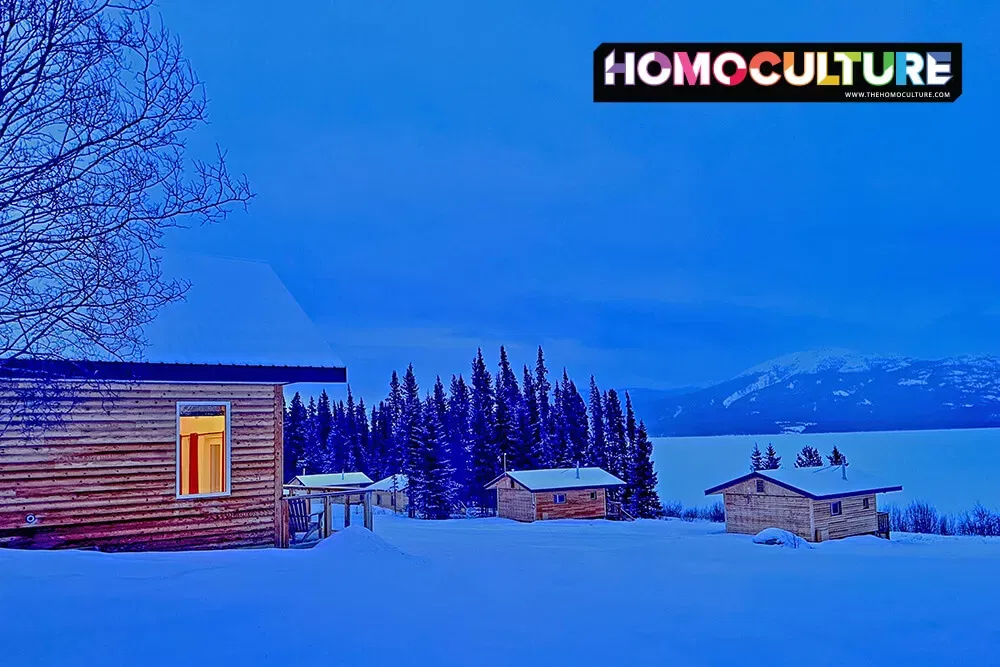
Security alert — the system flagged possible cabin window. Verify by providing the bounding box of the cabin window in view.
[590,491,597,500]
[553,494,566,504]
[177,402,231,498]
[863,498,870,509]
[831,501,842,516]
[376,494,382,505]
[510,479,516,489]
[756,479,765,493]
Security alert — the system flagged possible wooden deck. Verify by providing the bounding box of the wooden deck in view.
[278,485,374,548]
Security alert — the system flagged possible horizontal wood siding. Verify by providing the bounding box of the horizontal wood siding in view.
[497,481,534,522]
[534,488,606,521]
[372,489,409,512]
[812,494,878,541]
[717,478,812,539]
[0,383,280,551]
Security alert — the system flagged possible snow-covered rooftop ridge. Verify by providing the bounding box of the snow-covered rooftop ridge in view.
[291,472,373,487]
[708,465,902,499]
[501,467,626,491]
[135,253,343,368]
[367,474,408,491]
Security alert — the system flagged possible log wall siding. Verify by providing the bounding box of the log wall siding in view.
[716,478,812,539]
[534,488,606,521]
[811,494,878,541]
[372,489,409,512]
[0,382,282,551]
[496,482,534,522]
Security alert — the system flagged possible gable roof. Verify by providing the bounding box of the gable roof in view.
[0,254,346,384]
[704,465,902,500]
[367,474,409,492]
[290,473,374,488]
[485,467,626,492]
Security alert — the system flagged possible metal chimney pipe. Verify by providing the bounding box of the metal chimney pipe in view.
[575,461,580,478]
[841,462,847,480]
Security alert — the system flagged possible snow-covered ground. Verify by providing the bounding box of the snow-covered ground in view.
[654,428,1000,513]
[3,515,1000,666]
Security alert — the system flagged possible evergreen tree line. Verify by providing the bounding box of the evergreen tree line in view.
[749,443,848,471]
[283,346,662,519]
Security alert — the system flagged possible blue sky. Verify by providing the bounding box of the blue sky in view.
[159,0,999,401]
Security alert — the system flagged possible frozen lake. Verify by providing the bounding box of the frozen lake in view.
[653,428,1000,514]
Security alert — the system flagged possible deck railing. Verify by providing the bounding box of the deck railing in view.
[877,511,890,539]
[278,485,374,548]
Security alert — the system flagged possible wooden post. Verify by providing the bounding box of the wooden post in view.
[344,494,352,528]
[363,492,373,531]
[323,495,332,538]
[278,500,290,549]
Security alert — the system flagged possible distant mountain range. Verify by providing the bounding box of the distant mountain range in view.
[634,349,1000,436]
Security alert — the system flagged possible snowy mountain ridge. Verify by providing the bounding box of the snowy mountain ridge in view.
[643,350,1000,436]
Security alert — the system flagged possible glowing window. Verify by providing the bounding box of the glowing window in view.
[177,403,230,498]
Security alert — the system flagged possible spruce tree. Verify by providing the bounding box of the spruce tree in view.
[469,349,498,508]
[419,396,457,519]
[303,396,320,473]
[750,443,764,472]
[315,390,334,470]
[447,374,473,503]
[535,346,554,462]
[604,388,627,481]
[343,387,359,471]
[354,398,370,475]
[762,444,781,470]
[386,371,406,474]
[522,366,546,468]
[563,374,590,466]
[622,392,639,508]
[494,346,526,471]
[794,445,824,468]
[405,399,427,516]
[587,376,607,468]
[283,392,309,482]
[400,364,422,485]
[628,421,662,518]
[828,446,848,466]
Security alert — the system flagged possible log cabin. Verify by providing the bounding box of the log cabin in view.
[0,255,346,552]
[485,466,626,522]
[704,464,902,542]
[367,474,409,514]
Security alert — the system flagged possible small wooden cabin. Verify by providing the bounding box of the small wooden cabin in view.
[705,465,902,542]
[367,474,409,513]
[485,467,626,522]
[0,256,346,552]
[288,472,373,490]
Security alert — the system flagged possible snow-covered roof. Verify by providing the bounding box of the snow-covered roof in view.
[367,474,409,492]
[705,465,902,500]
[487,467,626,492]
[290,473,373,488]
[137,254,343,368]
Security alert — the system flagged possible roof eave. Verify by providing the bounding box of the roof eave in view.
[0,359,347,384]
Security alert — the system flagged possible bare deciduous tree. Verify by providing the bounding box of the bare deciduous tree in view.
[0,0,253,428]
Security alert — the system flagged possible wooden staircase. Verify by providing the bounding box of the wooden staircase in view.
[607,501,636,522]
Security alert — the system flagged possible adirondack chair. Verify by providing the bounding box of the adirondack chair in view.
[287,497,322,544]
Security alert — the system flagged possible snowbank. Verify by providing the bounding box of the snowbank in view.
[752,528,813,549]
[311,525,413,564]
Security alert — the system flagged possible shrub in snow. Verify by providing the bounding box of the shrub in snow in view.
[703,502,725,523]
[681,507,700,521]
[753,528,812,549]
[662,500,683,518]
[903,501,940,534]
[957,504,1000,537]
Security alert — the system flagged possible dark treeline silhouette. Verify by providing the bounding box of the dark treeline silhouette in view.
[283,346,662,519]
[750,444,848,471]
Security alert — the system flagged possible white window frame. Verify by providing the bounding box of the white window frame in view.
[176,401,233,500]
[830,500,842,516]
[553,493,566,504]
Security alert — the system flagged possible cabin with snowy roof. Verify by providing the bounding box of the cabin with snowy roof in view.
[704,465,902,542]
[0,255,346,552]
[367,474,409,513]
[288,473,373,490]
[485,467,627,522]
